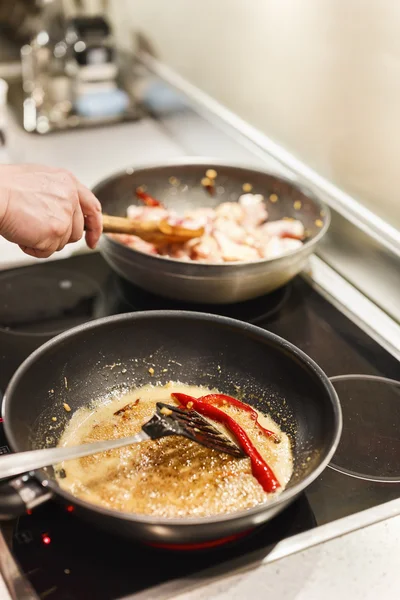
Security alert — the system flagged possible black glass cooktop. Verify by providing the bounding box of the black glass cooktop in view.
[0,252,399,600]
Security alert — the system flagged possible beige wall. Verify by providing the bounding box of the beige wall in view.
[109,0,400,229]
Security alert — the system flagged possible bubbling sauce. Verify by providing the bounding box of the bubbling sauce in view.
[56,384,293,517]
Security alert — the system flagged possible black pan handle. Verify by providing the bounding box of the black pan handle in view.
[0,473,52,519]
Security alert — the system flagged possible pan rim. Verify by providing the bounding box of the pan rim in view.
[92,156,331,270]
[2,310,342,527]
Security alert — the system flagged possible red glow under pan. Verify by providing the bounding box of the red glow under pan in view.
[147,529,253,551]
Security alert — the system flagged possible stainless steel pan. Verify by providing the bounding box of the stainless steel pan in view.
[93,158,330,304]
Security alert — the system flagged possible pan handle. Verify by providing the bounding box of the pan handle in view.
[0,474,52,519]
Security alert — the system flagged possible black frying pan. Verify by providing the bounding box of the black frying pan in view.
[0,311,341,545]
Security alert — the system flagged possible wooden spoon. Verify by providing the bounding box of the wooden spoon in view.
[101,214,204,245]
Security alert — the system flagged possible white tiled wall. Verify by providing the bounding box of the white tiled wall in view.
[109,0,400,229]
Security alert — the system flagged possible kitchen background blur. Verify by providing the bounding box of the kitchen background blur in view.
[110,0,400,231]
[0,0,399,322]
[1,0,399,227]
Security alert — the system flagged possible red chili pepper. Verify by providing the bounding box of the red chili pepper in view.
[172,393,195,409]
[282,232,303,240]
[199,394,280,443]
[171,393,280,493]
[135,187,163,207]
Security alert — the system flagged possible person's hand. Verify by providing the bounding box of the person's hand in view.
[0,164,102,258]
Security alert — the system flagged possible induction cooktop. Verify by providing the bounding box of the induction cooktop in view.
[0,252,399,600]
